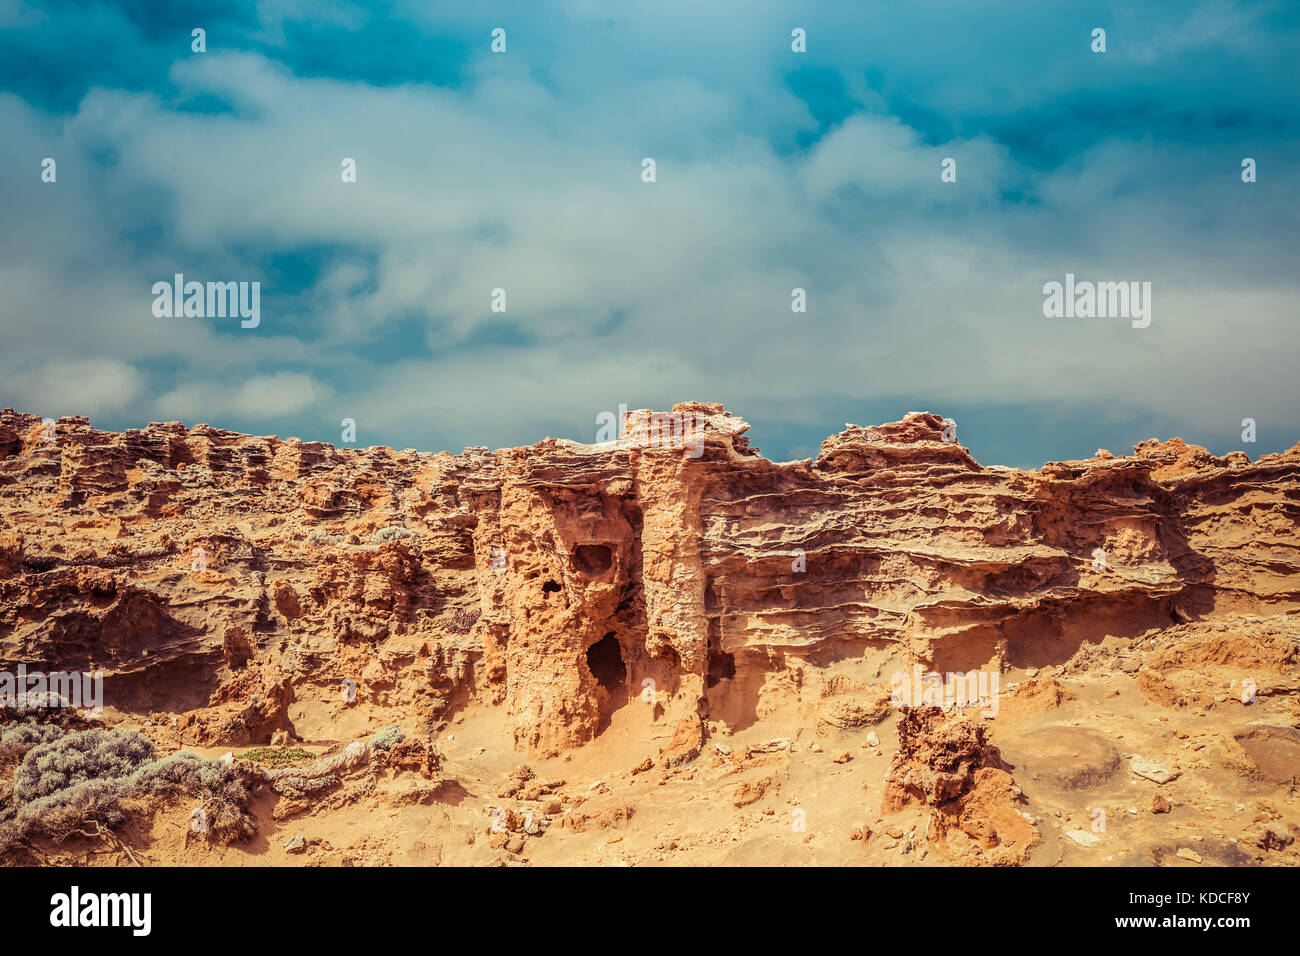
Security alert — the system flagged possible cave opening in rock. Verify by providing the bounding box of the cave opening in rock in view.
[586,632,626,688]
[542,579,561,595]
[707,642,735,688]
[573,544,613,576]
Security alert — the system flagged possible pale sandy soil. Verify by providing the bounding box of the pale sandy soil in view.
[49,637,1299,868]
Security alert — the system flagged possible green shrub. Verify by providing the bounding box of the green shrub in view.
[2,730,257,852]
[0,721,63,762]
[237,746,315,767]
[19,777,131,834]
[13,729,155,805]
[370,725,404,751]
[130,752,256,842]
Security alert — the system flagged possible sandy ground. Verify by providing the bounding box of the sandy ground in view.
[42,639,1298,869]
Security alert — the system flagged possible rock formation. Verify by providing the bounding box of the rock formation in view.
[2,403,1298,763]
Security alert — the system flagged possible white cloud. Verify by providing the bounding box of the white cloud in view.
[154,372,322,422]
[0,26,1295,459]
[6,358,142,419]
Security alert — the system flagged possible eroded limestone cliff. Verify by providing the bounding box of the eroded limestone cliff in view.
[3,402,1296,767]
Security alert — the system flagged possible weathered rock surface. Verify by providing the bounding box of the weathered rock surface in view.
[2,404,1298,760]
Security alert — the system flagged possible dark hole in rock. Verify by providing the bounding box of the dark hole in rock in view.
[542,580,561,594]
[587,632,626,688]
[707,645,735,688]
[573,544,613,576]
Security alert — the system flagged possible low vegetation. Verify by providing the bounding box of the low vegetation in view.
[0,720,258,860]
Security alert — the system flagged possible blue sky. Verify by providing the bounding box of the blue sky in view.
[1,0,1297,466]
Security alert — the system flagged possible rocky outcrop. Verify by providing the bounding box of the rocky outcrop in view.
[1,404,1297,757]
[882,706,1006,810]
[883,707,1037,865]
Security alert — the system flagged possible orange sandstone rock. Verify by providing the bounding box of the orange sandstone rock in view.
[0,404,1296,761]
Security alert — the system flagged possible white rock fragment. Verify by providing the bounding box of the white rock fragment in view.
[1130,756,1181,784]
